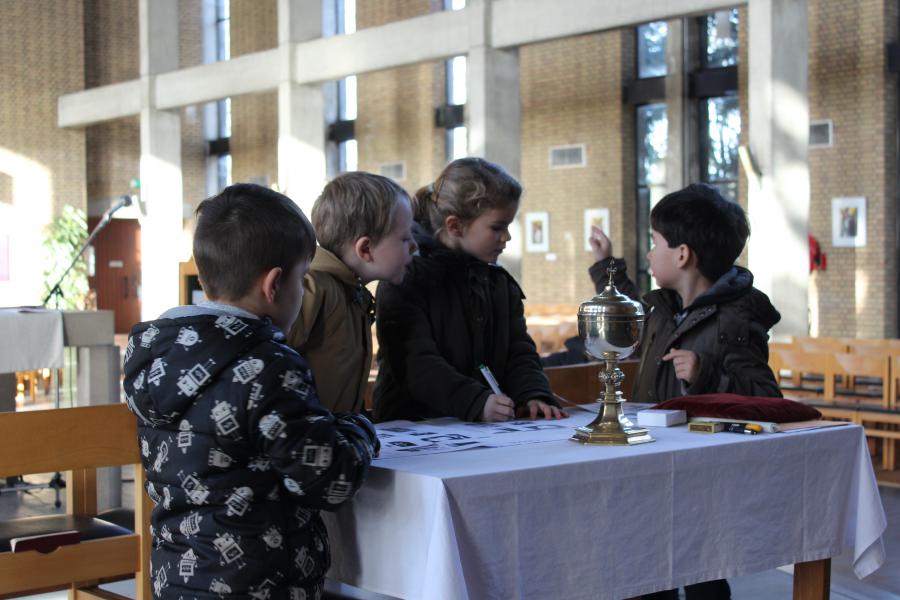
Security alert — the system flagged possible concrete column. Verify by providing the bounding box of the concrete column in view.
[664,18,685,194]
[467,1,522,279]
[139,0,183,320]
[277,0,326,216]
[747,0,809,337]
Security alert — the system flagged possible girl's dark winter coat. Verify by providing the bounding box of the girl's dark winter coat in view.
[373,227,555,423]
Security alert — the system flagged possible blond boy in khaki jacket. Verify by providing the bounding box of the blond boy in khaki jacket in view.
[287,172,416,413]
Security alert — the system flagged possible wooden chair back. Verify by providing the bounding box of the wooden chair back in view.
[792,336,848,353]
[831,352,891,409]
[769,348,836,400]
[892,355,900,410]
[843,337,900,354]
[0,404,150,599]
[544,360,640,407]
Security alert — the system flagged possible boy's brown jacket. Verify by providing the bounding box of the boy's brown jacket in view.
[590,258,782,404]
[287,248,374,413]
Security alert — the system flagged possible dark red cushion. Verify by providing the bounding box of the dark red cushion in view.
[653,393,821,423]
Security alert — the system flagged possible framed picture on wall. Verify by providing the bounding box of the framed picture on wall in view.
[831,196,866,248]
[584,208,611,251]
[524,212,550,253]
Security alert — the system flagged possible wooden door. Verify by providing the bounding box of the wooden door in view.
[87,218,141,333]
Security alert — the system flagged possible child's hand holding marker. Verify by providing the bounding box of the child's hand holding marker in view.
[479,364,515,422]
[479,364,567,421]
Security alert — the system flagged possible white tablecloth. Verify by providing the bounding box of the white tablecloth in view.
[324,411,887,600]
[0,308,64,373]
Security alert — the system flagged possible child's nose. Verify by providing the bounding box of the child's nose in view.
[409,240,418,255]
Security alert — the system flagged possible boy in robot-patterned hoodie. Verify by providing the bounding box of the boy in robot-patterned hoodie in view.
[124,184,378,600]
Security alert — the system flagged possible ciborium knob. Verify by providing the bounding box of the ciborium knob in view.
[571,264,654,445]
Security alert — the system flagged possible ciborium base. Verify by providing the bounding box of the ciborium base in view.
[569,353,655,446]
[570,424,655,445]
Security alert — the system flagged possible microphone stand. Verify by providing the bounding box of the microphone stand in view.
[44,198,130,306]
[36,197,131,507]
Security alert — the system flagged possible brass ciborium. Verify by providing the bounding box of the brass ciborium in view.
[571,264,655,445]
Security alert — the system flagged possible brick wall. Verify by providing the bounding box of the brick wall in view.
[85,0,206,210]
[84,0,139,203]
[355,0,444,194]
[808,0,898,338]
[230,0,278,188]
[0,0,86,304]
[520,31,632,305]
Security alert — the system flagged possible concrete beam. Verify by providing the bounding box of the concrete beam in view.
[59,0,758,128]
[155,49,281,110]
[491,0,744,48]
[58,80,142,127]
[294,8,473,84]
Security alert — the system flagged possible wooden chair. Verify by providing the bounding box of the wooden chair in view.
[770,348,836,400]
[544,360,640,406]
[843,337,900,354]
[792,336,848,353]
[0,404,151,599]
[831,352,891,409]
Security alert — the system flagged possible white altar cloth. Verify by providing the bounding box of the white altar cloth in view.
[0,308,64,373]
[324,411,886,600]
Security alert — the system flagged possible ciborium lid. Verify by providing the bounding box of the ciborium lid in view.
[577,264,644,321]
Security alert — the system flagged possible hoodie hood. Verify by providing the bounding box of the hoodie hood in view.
[648,266,781,330]
[692,266,780,329]
[123,307,284,427]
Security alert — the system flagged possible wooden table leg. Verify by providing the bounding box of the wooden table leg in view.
[793,558,831,600]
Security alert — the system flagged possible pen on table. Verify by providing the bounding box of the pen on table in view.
[478,363,503,395]
[722,422,763,435]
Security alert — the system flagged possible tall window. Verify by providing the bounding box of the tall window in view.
[637,21,668,78]
[633,22,668,292]
[445,55,467,160]
[205,0,231,193]
[701,97,740,202]
[702,9,739,68]
[338,73,358,172]
[327,0,357,174]
[698,9,739,201]
[636,104,668,291]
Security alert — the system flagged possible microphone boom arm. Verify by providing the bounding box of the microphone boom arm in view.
[43,196,132,307]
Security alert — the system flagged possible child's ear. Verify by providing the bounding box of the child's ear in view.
[445,215,464,238]
[261,267,283,303]
[353,236,375,263]
[676,244,692,269]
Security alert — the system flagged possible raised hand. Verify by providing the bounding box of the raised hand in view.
[589,225,613,262]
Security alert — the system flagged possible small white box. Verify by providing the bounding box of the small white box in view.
[637,409,687,427]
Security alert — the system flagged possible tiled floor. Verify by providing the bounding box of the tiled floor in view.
[3,475,897,599]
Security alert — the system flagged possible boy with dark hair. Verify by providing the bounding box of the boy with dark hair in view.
[124,183,378,600]
[287,171,416,414]
[590,182,781,600]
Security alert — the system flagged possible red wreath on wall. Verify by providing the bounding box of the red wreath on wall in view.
[809,234,827,272]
